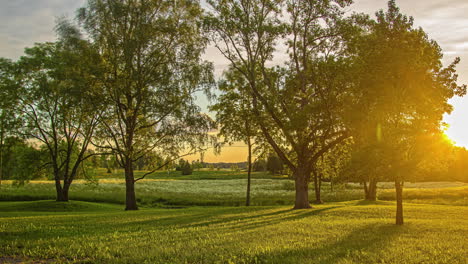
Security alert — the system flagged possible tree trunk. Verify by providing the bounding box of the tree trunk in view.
[294,167,311,209]
[246,138,252,206]
[395,180,404,225]
[124,160,138,210]
[58,182,70,202]
[363,181,368,198]
[365,179,377,201]
[55,175,69,202]
[312,170,323,204]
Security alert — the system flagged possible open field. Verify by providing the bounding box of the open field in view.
[91,169,289,180]
[0,170,467,207]
[1,171,467,263]
[0,200,467,263]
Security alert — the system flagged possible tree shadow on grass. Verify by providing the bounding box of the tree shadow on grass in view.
[117,205,344,232]
[1,204,407,264]
[256,222,405,264]
[190,206,344,232]
[1,203,380,248]
[353,199,392,206]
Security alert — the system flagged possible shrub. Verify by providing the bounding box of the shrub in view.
[181,161,193,175]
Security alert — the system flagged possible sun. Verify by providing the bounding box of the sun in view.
[443,123,468,149]
[442,97,468,148]
[441,130,456,146]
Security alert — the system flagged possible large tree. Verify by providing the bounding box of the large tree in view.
[206,0,357,208]
[78,0,214,210]
[348,1,466,224]
[15,23,104,201]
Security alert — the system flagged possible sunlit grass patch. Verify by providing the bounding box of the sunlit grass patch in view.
[0,201,466,263]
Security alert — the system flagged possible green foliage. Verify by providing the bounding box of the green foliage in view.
[266,155,283,175]
[191,160,204,171]
[0,58,21,134]
[1,138,46,184]
[346,0,466,185]
[207,0,360,208]
[253,159,267,172]
[230,164,239,172]
[447,147,468,182]
[79,0,215,168]
[316,140,351,184]
[210,68,256,142]
[181,160,193,176]
[11,24,104,200]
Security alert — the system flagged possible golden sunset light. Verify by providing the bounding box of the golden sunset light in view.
[0,0,467,263]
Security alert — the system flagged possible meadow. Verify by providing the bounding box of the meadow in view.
[0,170,293,207]
[1,200,467,263]
[1,170,467,263]
[0,170,467,207]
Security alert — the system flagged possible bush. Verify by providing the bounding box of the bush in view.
[181,161,193,175]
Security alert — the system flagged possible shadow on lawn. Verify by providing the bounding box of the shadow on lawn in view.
[354,199,392,206]
[1,202,378,244]
[256,223,405,264]
[118,205,344,233]
[190,206,344,232]
[1,202,406,264]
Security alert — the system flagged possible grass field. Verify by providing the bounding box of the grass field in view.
[0,170,467,207]
[0,200,467,263]
[1,170,467,263]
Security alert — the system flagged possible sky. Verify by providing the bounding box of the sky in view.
[0,0,467,162]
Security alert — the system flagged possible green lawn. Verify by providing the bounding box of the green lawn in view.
[0,200,467,263]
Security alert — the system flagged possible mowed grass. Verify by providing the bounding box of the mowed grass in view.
[0,200,467,263]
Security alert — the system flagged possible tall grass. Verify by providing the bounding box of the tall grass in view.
[1,177,466,207]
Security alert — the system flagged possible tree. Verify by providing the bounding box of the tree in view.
[191,159,203,171]
[0,58,21,188]
[206,0,357,208]
[313,140,351,203]
[253,159,267,172]
[343,142,386,201]
[181,160,193,175]
[348,1,466,224]
[78,0,214,210]
[0,137,47,184]
[448,146,468,182]
[175,159,186,171]
[210,68,259,206]
[14,23,104,201]
[266,155,283,175]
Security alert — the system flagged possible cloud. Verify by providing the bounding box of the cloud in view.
[0,0,86,59]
